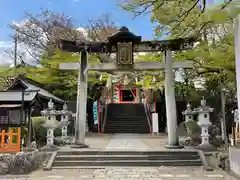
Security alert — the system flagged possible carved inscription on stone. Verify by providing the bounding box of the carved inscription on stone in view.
[117,42,133,65]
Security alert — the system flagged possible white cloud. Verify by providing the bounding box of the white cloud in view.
[0,41,12,48]
[77,27,87,35]
[0,25,88,66]
[0,41,13,65]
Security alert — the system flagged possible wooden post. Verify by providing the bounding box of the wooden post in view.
[1,129,5,148]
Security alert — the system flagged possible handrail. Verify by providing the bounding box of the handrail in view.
[144,103,152,133]
[101,103,108,133]
[0,128,21,152]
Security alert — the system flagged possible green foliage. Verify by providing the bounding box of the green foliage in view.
[0,49,104,101]
[10,127,28,144]
[27,50,80,100]
[122,0,237,107]
[180,120,201,138]
[32,116,61,144]
[32,116,47,143]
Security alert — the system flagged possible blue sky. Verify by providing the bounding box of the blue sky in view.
[0,0,156,42]
[0,0,224,42]
[0,0,224,65]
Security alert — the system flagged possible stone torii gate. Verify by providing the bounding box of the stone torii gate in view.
[58,27,195,148]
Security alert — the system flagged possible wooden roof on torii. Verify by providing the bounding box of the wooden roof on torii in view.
[58,26,196,54]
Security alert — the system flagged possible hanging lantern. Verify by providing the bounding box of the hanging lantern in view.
[123,75,129,85]
[152,76,156,82]
[106,76,112,88]
[116,83,121,89]
[99,74,103,81]
[135,77,138,83]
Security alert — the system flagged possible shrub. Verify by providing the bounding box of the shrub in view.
[31,116,61,145]
[180,120,201,138]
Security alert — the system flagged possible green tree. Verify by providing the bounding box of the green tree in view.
[122,0,238,101]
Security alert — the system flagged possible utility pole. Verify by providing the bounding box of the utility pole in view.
[220,87,229,147]
[13,36,18,76]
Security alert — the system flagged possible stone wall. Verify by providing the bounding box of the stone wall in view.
[0,150,51,175]
[229,147,240,178]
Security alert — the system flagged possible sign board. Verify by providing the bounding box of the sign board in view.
[117,42,133,65]
[0,108,24,127]
[93,101,98,125]
[152,113,159,133]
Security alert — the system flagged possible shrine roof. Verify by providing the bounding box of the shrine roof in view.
[21,80,64,103]
[0,91,37,102]
[0,104,22,108]
[7,75,64,103]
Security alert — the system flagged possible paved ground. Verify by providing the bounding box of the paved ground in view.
[60,133,168,151]
[24,167,237,179]
[2,133,236,179]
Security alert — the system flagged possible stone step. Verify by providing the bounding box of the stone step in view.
[107,118,147,121]
[105,128,149,131]
[108,116,146,122]
[105,125,148,128]
[57,150,199,156]
[105,130,149,133]
[52,159,202,167]
[55,154,200,161]
[105,103,149,133]
[108,114,146,116]
[106,120,147,123]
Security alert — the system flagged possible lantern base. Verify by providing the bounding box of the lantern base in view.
[165,144,184,149]
[197,143,216,151]
[41,144,60,152]
[71,143,89,148]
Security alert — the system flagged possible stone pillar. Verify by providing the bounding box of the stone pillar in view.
[47,125,54,146]
[60,103,71,140]
[220,117,225,141]
[137,88,141,103]
[164,50,181,148]
[234,109,239,124]
[232,109,239,145]
[72,51,89,148]
[234,15,240,132]
[110,86,114,103]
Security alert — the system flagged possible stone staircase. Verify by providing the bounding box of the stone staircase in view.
[51,150,203,169]
[104,103,150,133]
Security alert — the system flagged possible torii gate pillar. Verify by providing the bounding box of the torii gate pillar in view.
[164,50,181,148]
[71,51,89,148]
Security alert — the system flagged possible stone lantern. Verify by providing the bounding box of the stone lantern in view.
[194,98,215,151]
[182,103,198,140]
[182,103,196,122]
[60,103,72,140]
[41,99,60,150]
